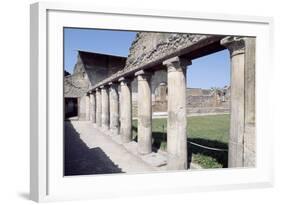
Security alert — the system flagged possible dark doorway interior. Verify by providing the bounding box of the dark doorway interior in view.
[65,98,78,119]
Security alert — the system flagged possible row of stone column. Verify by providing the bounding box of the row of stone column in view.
[85,56,190,170]
[85,36,255,169]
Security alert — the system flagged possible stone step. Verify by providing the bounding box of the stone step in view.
[122,141,167,168]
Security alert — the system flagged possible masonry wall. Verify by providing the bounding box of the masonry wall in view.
[131,69,230,117]
[82,54,126,86]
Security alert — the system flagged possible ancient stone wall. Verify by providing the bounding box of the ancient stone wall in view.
[132,86,230,117]
[125,32,210,72]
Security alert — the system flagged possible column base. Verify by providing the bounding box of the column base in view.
[101,125,109,131]
[121,135,132,144]
[110,128,119,135]
[137,146,152,155]
[167,154,187,170]
[228,141,244,168]
[243,124,255,167]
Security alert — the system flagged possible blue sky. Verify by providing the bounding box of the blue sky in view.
[64,28,230,89]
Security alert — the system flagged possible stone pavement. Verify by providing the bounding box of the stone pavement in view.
[64,121,157,176]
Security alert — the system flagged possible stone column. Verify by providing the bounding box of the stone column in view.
[89,92,93,121]
[221,36,246,168]
[244,38,256,167]
[85,94,90,121]
[163,56,191,170]
[101,86,109,130]
[135,70,152,155]
[109,82,119,134]
[90,91,96,123]
[119,77,132,143]
[95,88,102,127]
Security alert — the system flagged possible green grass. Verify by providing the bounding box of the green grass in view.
[132,114,230,169]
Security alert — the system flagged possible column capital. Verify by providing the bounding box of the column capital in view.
[108,82,119,89]
[95,87,100,92]
[135,69,153,76]
[135,70,153,81]
[163,56,191,72]
[100,85,109,89]
[118,77,133,85]
[221,36,245,57]
[108,81,118,86]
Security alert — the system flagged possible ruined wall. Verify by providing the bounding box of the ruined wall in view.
[125,32,210,72]
[125,32,229,117]
[66,32,228,119]
[132,85,230,117]
[64,72,89,98]
[65,51,126,121]
[186,87,230,114]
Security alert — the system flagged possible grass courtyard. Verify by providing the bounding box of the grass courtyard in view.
[132,114,230,169]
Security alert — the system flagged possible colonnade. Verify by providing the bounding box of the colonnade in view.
[87,55,190,170]
[85,36,255,169]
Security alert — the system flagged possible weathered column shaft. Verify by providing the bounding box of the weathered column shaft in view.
[101,86,109,129]
[163,56,191,170]
[221,37,246,168]
[85,94,90,121]
[136,70,152,155]
[243,38,256,167]
[119,78,132,143]
[89,93,93,121]
[90,92,95,122]
[109,83,119,134]
[90,92,96,123]
[95,89,102,127]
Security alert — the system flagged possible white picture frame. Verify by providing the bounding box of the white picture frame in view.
[30,1,274,202]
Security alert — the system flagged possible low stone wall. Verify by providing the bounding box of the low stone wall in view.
[186,107,229,114]
[133,101,229,117]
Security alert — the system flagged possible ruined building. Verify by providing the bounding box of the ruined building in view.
[64,51,231,119]
[64,51,126,119]
[64,32,255,169]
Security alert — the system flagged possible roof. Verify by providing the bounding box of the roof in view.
[77,50,127,59]
[77,50,127,86]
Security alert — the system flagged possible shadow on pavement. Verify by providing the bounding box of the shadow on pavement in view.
[64,122,123,176]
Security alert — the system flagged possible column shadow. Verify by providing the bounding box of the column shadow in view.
[64,122,123,176]
[132,124,228,168]
[187,138,228,168]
